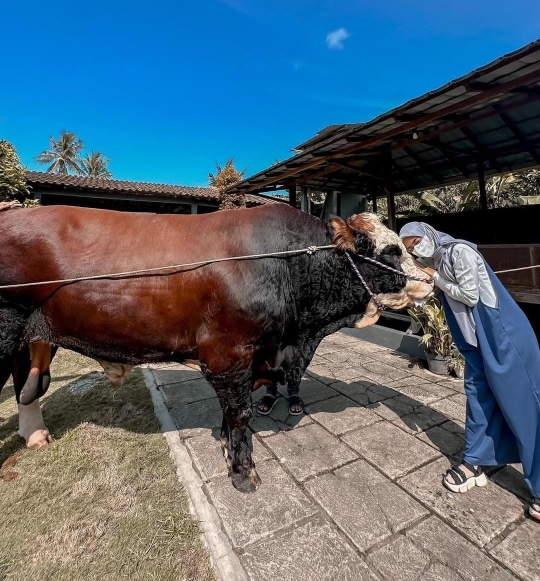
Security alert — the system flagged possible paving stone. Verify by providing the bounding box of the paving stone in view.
[491,464,531,502]
[400,457,524,547]
[317,349,374,366]
[368,397,416,422]
[332,380,399,406]
[375,351,425,371]
[490,519,540,581]
[170,397,223,437]
[368,535,428,581]
[417,425,465,457]
[342,422,440,479]
[319,364,369,383]
[388,380,455,404]
[306,364,340,385]
[206,459,317,548]
[264,423,358,481]
[305,460,427,551]
[159,377,216,407]
[440,419,466,438]
[429,395,467,422]
[186,431,272,480]
[306,395,381,436]
[406,517,516,581]
[249,396,312,437]
[344,339,390,354]
[314,343,342,356]
[276,375,340,405]
[241,517,378,581]
[369,536,470,581]
[349,359,412,383]
[150,363,202,385]
[392,406,448,435]
[436,377,465,393]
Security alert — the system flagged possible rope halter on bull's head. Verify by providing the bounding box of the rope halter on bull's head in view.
[329,213,431,312]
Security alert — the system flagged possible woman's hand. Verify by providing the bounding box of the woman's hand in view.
[413,260,436,277]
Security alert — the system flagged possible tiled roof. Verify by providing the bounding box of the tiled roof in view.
[25,171,280,206]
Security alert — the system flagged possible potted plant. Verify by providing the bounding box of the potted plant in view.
[408,297,454,375]
[448,347,465,379]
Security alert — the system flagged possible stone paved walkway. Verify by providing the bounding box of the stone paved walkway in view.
[148,332,540,581]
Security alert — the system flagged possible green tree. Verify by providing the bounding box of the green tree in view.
[81,151,112,178]
[0,140,30,202]
[35,130,84,175]
[208,158,248,210]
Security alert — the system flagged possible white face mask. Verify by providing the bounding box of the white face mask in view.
[412,237,435,258]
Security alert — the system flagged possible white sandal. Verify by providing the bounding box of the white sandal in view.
[529,498,540,522]
[443,462,487,493]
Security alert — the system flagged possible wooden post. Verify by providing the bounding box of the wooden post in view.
[477,158,488,212]
[372,193,378,214]
[382,152,396,231]
[300,186,311,214]
[288,185,297,207]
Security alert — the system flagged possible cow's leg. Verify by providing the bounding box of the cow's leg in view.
[200,342,260,493]
[13,345,52,449]
[19,341,53,405]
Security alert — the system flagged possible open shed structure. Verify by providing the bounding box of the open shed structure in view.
[228,40,540,231]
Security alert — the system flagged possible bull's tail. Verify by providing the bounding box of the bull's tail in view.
[0,304,28,393]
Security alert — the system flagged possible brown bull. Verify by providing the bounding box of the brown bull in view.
[0,204,432,491]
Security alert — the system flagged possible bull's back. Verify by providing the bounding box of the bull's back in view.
[0,204,325,359]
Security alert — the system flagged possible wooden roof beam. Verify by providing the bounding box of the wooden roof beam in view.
[498,112,540,165]
[460,126,501,172]
[467,81,540,95]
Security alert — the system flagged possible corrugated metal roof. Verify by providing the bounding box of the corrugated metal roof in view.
[229,40,540,197]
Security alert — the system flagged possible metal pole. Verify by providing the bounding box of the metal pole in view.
[382,152,396,231]
[477,158,488,211]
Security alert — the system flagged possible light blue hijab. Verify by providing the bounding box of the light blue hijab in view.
[399,222,480,346]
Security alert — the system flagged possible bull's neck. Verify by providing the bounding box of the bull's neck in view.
[290,250,368,336]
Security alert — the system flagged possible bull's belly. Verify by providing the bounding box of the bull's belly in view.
[31,289,202,365]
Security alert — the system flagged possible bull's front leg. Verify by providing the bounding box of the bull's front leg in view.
[200,341,261,493]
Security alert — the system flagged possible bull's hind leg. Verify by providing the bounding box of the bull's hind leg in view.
[13,346,53,450]
[199,341,260,493]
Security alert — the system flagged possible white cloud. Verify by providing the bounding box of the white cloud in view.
[326,28,350,50]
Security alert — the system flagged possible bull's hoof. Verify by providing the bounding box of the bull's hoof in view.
[231,468,262,493]
[25,429,53,450]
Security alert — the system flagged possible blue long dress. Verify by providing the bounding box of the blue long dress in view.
[442,266,540,498]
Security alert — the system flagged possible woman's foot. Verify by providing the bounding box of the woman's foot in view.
[443,462,487,493]
[529,498,540,522]
[256,394,278,416]
[288,395,304,416]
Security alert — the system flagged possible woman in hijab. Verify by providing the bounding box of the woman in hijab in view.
[400,222,540,522]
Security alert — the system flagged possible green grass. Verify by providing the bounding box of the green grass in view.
[0,350,215,581]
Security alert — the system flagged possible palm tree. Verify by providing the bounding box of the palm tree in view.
[35,131,84,175]
[208,158,247,210]
[81,151,112,179]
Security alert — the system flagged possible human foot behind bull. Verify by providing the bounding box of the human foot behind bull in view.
[400,222,540,523]
[256,381,304,416]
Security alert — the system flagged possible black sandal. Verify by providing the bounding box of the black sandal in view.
[288,395,304,416]
[256,394,278,416]
[443,461,487,493]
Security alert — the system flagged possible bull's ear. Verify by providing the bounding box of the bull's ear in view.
[329,216,356,252]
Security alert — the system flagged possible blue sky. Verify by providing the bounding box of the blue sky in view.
[1,0,539,186]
